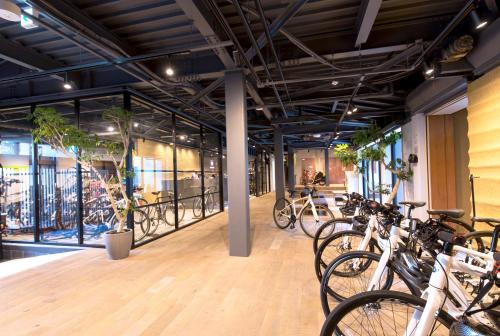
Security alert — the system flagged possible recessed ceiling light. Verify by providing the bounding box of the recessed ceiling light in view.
[107,126,114,132]
[471,10,488,30]
[331,80,339,86]
[165,67,174,76]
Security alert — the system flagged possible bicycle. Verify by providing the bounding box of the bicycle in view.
[273,187,334,238]
[319,217,500,336]
[144,190,185,235]
[192,186,216,218]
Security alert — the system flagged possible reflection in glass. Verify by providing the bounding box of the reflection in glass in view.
[0,133,34,242]
[176,145,202,226]
[38,144,78,243]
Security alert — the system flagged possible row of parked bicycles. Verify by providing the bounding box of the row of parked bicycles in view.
[273,189,499,335]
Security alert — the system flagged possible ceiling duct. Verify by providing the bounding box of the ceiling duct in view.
[441,35,474,62]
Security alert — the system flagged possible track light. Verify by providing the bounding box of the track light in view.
[331,80,339,86]
[471,10,487,30]
[423,62,434,76]
[165,67,174,76]
[352,107,358,112]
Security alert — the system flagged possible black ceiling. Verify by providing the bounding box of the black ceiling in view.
[0,0,497,149]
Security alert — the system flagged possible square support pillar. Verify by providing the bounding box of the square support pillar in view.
[325,148,330,186]
[225,69,250,257]
[274,130,285,201]
[287,146,295,191]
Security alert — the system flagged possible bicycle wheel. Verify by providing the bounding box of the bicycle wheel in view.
[320,251,419,316]
[178,201,186,223]
[193,197,203,218]
[147,206,161,235]
[205,193,215,214]
[133,209,150,242]
[315,230,378,282]
[163,201,176,226]
[320,290,453,336]
[313,218,354,255]
[299,203,335,238]
[273,198,292,229]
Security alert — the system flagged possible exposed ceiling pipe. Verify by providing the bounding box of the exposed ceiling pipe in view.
[233,0,288,118]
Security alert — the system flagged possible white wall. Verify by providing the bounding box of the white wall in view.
[270,154,276,192]
[402,113,430,219]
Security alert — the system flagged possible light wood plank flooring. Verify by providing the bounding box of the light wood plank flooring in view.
[0,193,324,335]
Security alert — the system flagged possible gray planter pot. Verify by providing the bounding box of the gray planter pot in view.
[104,229,133,260]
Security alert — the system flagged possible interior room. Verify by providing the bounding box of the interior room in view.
[1,0,500,335]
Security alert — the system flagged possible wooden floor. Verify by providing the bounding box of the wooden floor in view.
[0,193,324,336]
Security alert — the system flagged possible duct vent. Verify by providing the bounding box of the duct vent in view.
[442,35,474,63]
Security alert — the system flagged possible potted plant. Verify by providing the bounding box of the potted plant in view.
[334,125,413,203]
[30,106,134,259]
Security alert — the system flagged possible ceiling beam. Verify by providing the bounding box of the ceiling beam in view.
[0,34,62,70]
[280,122,368,135]
[244,0,309,62]
[355,0,383,47]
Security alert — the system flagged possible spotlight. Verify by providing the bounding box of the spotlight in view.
[347,110,352,115]
[133,122,139,127]
[423,62,434,76]
[165,67,174,76]
[63,82,72,90]
[179,135,186,140]
[334,135,339,140]
[471,10,487,30]
[313,134,321,138]
[331,80,339,86]
[187,139,191,143]
[256,107,264,111]
[352,107,358,112]
[107,126,114,132]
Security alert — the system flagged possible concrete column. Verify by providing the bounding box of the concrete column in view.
[325,148,330,186]
[225,69,250,257]
[274,130,285,200]
[287,146,295,191]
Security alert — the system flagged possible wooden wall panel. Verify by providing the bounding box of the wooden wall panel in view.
[467,65,500,218]
[427,115,456,209]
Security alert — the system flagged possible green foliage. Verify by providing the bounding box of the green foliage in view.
[373,184,391,195]
[334,143,359,167]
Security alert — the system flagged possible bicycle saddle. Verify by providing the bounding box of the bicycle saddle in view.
[399,201,426,208]
[472,217,500,225]
[427,209,464,219]
[151,191,161,196]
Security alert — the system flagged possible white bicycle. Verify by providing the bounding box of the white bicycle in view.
[273,188,334,238]
[319,217,500,336]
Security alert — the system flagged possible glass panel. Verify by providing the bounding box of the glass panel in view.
[176,118,201,148]
[176,145,202,226]
[394,134,404,203]
[249,155,256,196]
[133,139,175,241]
[0,120,35,242]
[80,95,124,245]
[203,150,220,216]
[202,126,219,151]
[35,101,79,244]
[381,144,393,204]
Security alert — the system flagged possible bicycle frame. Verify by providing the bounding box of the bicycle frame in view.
[407,245,495,336]
[289,192,320,222]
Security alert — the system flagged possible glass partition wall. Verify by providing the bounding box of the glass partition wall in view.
[0,91,223,247]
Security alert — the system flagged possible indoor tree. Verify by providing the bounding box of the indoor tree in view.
[29,106,133,234]
[334,125,413,203]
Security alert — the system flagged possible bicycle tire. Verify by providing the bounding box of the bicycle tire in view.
[313,218,354,255]
[178,201,186,223]
[206,193,215,214]
[320,290,454,336]
[320,251,419,316]
[273,198,292,229]
[133,209,150,242]
[193,196,203,218]
[315,230,378,282]
[147,206,161,235]
[163,201,176,226]
[299,203,335,238]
